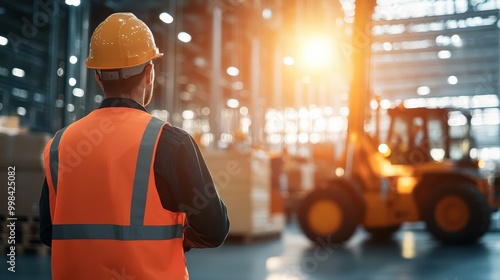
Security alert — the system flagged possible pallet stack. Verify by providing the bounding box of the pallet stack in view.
[0,215,51,255]
[0,131,50,255]
[204,149,285,242]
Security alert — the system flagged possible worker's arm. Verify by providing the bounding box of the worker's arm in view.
[39,178,52,247]
[154,126,230,250]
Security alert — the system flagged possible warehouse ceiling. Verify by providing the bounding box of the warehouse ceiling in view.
[85,0,500,103]
[91,0,500,151]
[0,0,498,150]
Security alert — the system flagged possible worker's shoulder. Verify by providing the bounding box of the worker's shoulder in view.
[54,116,87,135]
[160,124,193,143]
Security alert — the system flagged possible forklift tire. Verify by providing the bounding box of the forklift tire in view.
[364,224,401,239]
[423,183,491,244]
[297,187,360,246]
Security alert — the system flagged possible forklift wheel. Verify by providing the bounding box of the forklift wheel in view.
[298,187,360,246]
[424,183,490,244]
[364,224,401,239]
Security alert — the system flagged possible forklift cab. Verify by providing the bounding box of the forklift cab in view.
[384,107,475,166]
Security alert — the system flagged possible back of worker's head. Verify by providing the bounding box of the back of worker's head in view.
[86,12,163,97]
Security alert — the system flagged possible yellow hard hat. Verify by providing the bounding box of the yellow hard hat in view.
[86,12,163,70]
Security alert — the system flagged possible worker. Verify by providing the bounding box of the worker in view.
[39,13,229,280]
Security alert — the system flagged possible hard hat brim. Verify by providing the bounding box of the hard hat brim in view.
[85,13,164,70]
[86,52,163,70]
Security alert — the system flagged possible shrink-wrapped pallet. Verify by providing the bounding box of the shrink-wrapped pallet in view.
[204,149,285,237]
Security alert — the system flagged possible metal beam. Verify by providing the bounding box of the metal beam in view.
[210,4,223,147]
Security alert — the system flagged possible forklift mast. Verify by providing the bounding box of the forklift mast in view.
[344,0,377,177]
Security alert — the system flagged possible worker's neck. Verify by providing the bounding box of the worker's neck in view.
[104,91,145,107]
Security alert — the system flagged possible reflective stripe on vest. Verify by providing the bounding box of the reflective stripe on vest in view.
[50,117,183,241]
[49,126,68,194]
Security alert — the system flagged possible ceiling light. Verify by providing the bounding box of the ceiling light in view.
[182,110,195,120]
[0,67,7,76]
[12,68,25,78]
[447,76,458,85]
[240,106,248,115]
[380,99,392,109]
[417,86,430,96]
[283,56,295,66]
[451,34,462,46]
[262,9,272,19]
[437,50,451,59]
[0,36,7,46]
[177,32,191,43]
[194,57,206,67]
[94,95,103,103]
[201,107,210,116]
[17,107,26,116]
[73,88,84,97]
[227,99,239,109]
[69,56,78,64]
[65,0,80,6]
[159,12,174,24]
[226,66,239,77]
[232,81,243,90]
[383,42,392,51]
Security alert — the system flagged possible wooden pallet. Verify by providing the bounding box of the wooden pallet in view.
[225,231,282,244]
[1,243,51,255]
[1,215,45,254]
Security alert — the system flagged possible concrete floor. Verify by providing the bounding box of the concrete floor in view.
[2,218,500,280]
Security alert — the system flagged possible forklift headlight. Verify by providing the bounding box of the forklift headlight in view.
[378,143,391,157]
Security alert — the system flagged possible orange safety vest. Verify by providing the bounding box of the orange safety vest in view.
[43,107,188,280]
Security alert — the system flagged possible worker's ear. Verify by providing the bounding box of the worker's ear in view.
[143,64,154,85]
[94,72,103,87]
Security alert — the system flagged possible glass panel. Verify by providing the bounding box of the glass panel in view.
[388,116,410,164]
[428,118,446,161]
[448,111,472,160]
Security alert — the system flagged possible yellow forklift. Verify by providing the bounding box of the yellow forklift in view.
[297,1,500,245]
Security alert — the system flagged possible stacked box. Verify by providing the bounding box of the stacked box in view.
[204,150,285,236]
[0,132,50,217]
[0,216,51,255]
[0,132,50,255]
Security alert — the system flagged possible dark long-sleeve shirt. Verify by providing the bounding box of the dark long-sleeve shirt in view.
[39,98,230,250]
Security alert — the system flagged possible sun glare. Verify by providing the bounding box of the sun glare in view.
[302,36,332,68]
